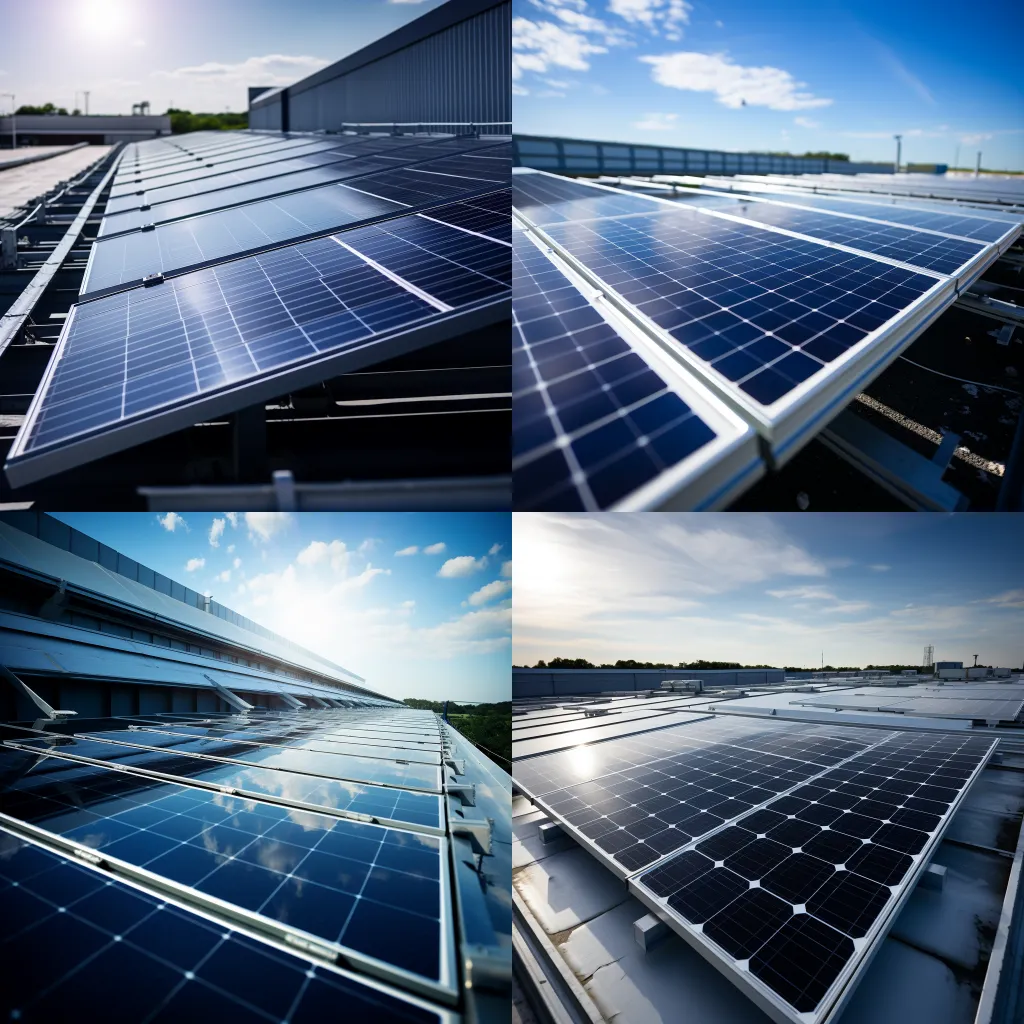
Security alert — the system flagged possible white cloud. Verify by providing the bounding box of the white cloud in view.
[634,112,679,131]
[233,558,242,570]
[513,17,609,79]
[609,0,692,41]
[502,560,512,578]
[225,512,239,528]
[155,53,329,87]
[438,555,489,578]
[227,544,235,554]
[395,546,419,556]
[297,539,350,573]
[715,19,724,28]
[982,590,1024,609]
[423,542,447,555]
[209,517,225,548]
[794,116,820,129]
[216,570,231,583]
[245,512,291,543]
[328,565,390,595]
[468,580,513,606]
[157,512,188,532]
[869,564,891,572]
[185,557,205,572]
[766,586,837,600]
[488,543,504,556]
[358,539,379,554]
[641,51,832,110]
[821,601,872,615]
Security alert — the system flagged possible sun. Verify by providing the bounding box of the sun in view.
[76,0,130,40]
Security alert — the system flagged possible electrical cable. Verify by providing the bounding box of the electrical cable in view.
[897,355,1022,396]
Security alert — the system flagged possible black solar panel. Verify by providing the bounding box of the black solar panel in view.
[0,830,446,1024]
[632,731,995,1024]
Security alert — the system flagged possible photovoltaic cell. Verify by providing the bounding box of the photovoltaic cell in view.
[514,717,885,874]
[0,729,442,831]
[0,830,447,1024]
[9,206,509,478]
[536,208,940,409]
[707,200,986,275]
[513,226,725,510]
[716,189,1018,244]
[0,748,452,990]
[632,730,995,1024]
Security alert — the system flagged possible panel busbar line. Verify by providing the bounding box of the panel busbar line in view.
[512,169,954,462]
[513,717,892,878]
[629,730,996,1024]
[0,747,457,1003]
[0,828,453,1024]
[513,220,761,510]
[4,196,510,487]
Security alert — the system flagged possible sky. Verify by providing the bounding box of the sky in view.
[0,0,446,115]
[513,0,1024,171]
[513,513,1024,670]
[51,512,511,704]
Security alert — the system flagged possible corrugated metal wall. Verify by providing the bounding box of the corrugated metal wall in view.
[513,668,785,698]
[250,1,510,131]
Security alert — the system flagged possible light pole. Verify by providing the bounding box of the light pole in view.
[954,143,960,172]
[893,134,902,174]
[1,94,14,150]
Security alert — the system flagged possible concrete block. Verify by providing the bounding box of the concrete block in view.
[634,913,669,951]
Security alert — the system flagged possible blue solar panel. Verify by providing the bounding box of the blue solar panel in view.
[0,727,442,831]
[88,150,510,297]
[534,205,939,408]
[706,200,986,275]
[0,830,448,1024]
[719,190,1018,244]
[110,139,348,196]
[514,225,722,510]
[7,203,510,485]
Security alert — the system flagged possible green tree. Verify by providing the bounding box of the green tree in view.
[15,103,69,115]
[166,108,248,134]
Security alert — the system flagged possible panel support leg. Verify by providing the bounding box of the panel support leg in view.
[233,404,267,482]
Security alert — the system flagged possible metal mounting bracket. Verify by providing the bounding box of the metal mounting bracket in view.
[202,673,254,712]
[447,782,476,806]
[0,663,77,719]
[451,816,494,856]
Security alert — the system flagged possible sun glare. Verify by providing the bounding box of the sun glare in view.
[76,0,129,40]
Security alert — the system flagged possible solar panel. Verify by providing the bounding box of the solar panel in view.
[513,221,760,510]
[794,693,1024,720]
[100,139,509,237]
[514,717,888,876]
[681,181,1022,244]
[5,198,510,487]
[17,728,444,792]
[0,829,451,1024]
[631,730,995,1024]
[0,726,443,832]
[512,169,954,461]
[680,198,989,278]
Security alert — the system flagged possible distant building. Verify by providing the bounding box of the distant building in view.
[936,661,964,670]
[0,114,170,147]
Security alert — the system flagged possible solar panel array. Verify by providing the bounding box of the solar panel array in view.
[512,170,961,474]
[632,730,996,1024]
[0,706,457,1005]
[794,690,1024,721]
[5,129,511,486]
[0,829,448,1024]
[513,223,759,510]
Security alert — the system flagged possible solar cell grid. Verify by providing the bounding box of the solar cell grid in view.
[538,208,941,409]
[0,732,443,831]
[717,189,1018,244]
[632,730,995,1024]
[515,718,887,875]
[708,200,986,276]
[0,749,452,990]
[0,831,448,1024]
[11,205,508,479]
[513,225,724,510]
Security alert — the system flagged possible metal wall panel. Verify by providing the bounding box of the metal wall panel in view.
[252,2,510,131]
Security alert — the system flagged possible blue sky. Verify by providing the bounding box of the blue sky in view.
[0,0,446,115]
[514,0,1024,171]
[52,512,511,704]
[514,514,1024,669]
